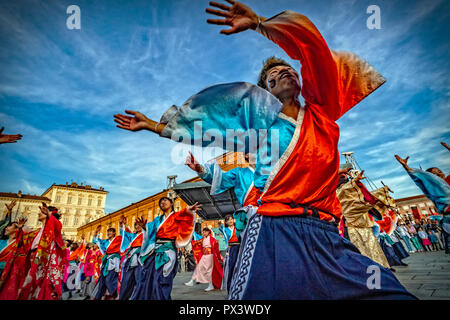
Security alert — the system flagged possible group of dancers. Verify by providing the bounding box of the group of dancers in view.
[1,0,449,300]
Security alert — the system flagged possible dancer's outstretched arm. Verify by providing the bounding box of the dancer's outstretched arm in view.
[113,110,166,134]
[206,1,386,120]
[394,155,412,172]
[441,142,450,151]
[0,127,22,144]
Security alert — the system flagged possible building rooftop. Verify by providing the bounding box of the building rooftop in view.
[42,182,108,195]
[395,194,429,202]
[0,191,51,202]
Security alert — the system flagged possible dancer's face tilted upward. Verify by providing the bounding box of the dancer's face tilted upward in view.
[427,167,445,180]
[266,65,301,101]
[134,222,142,233]
[159,198,173,212]
[4,222,18,236]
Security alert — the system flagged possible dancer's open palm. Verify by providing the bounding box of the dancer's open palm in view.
[0,127,22,144]
[206,0,259,35]
[394,155,411,171]
[114,110,150,132]
[136,216,147,231]
[187,202,203,214]
[185,152,202,173]
[5,200,17,213]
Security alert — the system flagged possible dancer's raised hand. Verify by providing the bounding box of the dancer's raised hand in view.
[338,167,351,176]
[17,216,27,229]
[94,224,102,237]
[394,155,412,172]
[136,216,147,231]
[206,0,261,35]
[0,127,22,144]
[119,215,127,227]
[354,170,366,181]
[187,202,203,214]
[185,152,203,173]
[5,200,17,213]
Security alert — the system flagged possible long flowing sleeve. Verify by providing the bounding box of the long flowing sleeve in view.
[173,209,195,248]
[139,218,160,258]
[49,215,65,249]
[407,168,450,214]
[199,161,238,196]
[70,241,86,260]
[257,10,385,120]
[120,226,137,253]
[92,235,109,255]
[159,82,283,153]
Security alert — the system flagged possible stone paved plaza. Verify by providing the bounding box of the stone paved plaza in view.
[392,251,450,300]
[64,250,449,300]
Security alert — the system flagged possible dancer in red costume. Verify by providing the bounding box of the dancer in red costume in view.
[185,227,223,291]
[18,204,66,300]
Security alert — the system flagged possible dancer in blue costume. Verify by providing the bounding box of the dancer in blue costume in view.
[395,155,450,215]
[395,154,450,254]
[130,198,199,300]
[118,216,143,300]
[92,225,122,300]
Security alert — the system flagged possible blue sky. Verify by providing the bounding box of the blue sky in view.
[0,0,449,213]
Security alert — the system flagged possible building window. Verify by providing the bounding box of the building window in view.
[97,199,102,206]
[67,196,72,204]
[88,199,92,206]
[402,206,409,210]
[63,217,68,226]
[74,217,79,226]
[56,195,61,203]
[419,203,425,208]
[78,197,82,205]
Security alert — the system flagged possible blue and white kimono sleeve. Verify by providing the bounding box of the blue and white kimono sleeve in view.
[120,226,137,253]
[222,226,232,244]
[193,231,203,241]
[139,215,164,261]
[159,82,283,154]
[93,235,110,255]
[199,162,254,205]
[407,168,450,214]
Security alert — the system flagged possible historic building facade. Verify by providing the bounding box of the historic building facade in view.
[41,182,108,240]
[395,194,438,221]
[0,191,51,228]
[77,152,249,241]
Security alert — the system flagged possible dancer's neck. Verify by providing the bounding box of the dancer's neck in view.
[280,97,301,120]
